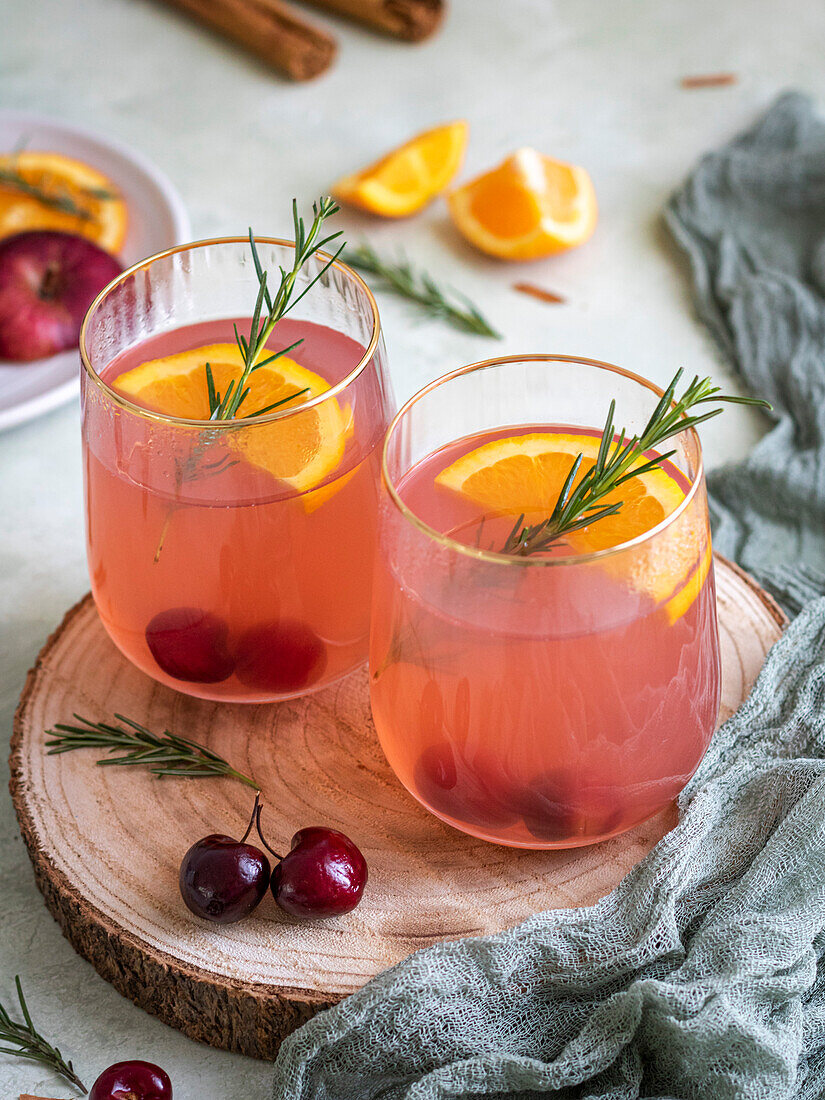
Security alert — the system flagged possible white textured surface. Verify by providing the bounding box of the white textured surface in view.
[0,0,820,1094]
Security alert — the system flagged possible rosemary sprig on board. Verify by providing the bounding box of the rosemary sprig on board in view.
[501,368,771,556]
[45,714,258,788]
[344,242,500,338]
[0,976,86,1092]
[0,162,115,221]
[205,198,344,420]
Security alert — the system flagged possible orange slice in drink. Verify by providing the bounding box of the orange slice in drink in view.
[447,149,597,260]
[436,431,709,619]
[333,121,468,217]
[112,344,351,496]
[0,151,127,251]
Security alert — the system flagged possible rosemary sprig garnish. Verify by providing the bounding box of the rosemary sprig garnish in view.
[45,714,258,787]
[343,242,500,338]
[206,198,345,420]
[0,975,85,1092]
[0,162,115,222]
[501,368,771,555]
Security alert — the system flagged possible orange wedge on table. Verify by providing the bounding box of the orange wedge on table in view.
[333,121,468,217]
[0,151,127,252]
[448,149,597,260]
[112,344,352,497]
[435,432,710,622]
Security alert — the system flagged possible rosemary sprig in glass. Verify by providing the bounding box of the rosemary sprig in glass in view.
[0,975,86,1092]
[501,368,771,556]
[154,201,339,558]
[46,713,257,787]
[204,198,344,420]
[344,242,500,338]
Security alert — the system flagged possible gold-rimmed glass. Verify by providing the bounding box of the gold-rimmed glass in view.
[370,355,721,848]
[81,237,394,702]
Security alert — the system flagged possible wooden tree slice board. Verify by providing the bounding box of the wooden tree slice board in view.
[10,555,786,1060]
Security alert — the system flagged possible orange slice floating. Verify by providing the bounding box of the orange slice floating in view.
[0,151,127,252]
[436,431,709,620]
[333,121,468,217]
[448,148,597,260]
[112,343,351,497]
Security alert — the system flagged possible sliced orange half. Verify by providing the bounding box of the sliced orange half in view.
[436,432,708,617]
[333,121,468,217]
[0,151,127,252]
[112,344,351,495]
[447,149,597,260]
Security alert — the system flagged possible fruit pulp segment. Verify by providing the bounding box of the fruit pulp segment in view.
[85,316,386,702]
[370,426,721,848]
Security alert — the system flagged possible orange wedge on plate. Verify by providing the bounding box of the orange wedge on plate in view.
[436,431,709,619]
[0,151,127,252]
[112,343,351,496]
[333,121,468,217]
[448,148,597,260]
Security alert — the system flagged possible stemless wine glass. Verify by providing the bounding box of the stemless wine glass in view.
[81,237,394,703]
[370,355,721,848]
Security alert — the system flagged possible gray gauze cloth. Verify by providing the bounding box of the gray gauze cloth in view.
[272,92,825,1100]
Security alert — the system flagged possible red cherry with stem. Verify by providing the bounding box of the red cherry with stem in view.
[255,817,367,919]
[89,1060,172,1100]
[145,607,234,684]
[179,794,270,923]
[234,620,326,693]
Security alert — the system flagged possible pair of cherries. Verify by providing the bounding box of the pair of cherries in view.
[145,607,326,691]
[179,795,367,922]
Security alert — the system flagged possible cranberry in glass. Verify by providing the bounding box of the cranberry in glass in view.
[89,1060,172,1100]
[515,770,623,843]
[234,620,326,694]
[414,742,520,829]
[271,827,367,919]
[179,798,270,923]
[145,607,234,684]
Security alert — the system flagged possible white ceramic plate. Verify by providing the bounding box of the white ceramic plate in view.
[0,110,191,432]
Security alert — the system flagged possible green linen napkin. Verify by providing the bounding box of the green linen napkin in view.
[272,92,825,1100]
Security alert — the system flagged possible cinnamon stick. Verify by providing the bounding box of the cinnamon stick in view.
[300,0,444,41]
[158,0,337,80]
[680,72,737,88]
[513,282,566,305]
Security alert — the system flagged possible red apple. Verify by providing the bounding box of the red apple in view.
[0,229,122,361]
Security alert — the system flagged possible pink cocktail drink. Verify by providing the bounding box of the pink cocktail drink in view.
[370,357,721,848]
[81,238,393,702]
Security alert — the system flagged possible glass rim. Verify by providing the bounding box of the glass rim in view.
[78,234,382,429]
[381,354,706,568]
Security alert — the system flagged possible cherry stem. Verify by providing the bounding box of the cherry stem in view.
[254,801,284,862]
[240,792,262,844]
